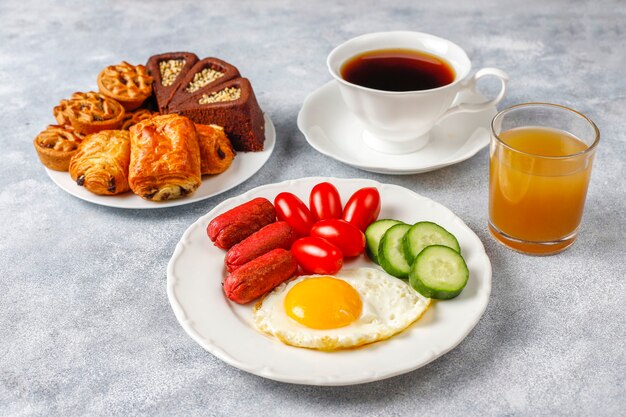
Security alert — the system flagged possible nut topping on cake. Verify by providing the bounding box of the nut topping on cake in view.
[170,77,265,152]
[159,59,185,86]
[198,87,241,104]
[186,67,225,92]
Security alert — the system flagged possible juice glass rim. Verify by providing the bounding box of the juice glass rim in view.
[491,102,600,160]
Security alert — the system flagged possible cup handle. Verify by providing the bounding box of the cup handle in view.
[437,67,509,121]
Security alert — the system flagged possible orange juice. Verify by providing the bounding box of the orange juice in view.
[489,126,593,254]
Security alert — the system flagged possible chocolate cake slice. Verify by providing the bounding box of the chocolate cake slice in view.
[146,52,199,113]
[167,57,240,111]
[169,77,265,152]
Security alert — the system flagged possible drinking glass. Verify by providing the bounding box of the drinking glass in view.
[488,103,600,255]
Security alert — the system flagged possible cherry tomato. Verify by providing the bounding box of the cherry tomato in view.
[309,182,342,221]
[310,219,365,257]
[291,236,343,275]
[274,192,315,237]
[342,187,381,232]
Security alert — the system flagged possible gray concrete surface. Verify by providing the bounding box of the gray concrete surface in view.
[1,0,625,415]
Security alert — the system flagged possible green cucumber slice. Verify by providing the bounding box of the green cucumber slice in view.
[378,223,412,279]
[403,221,460,263]
[365,219,404,264]
[409,245,469,299]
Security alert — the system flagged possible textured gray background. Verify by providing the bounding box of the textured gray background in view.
[1,0,625,415]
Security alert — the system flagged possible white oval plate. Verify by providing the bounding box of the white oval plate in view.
[167,177,492,385]
[297,81,496,175]
[45,114,276,209]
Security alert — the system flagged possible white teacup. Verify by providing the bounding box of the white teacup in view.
[327,31,509,154]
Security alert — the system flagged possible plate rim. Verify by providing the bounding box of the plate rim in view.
[44,113,276,209]
[167,176,492,386]
[297,81,493,175]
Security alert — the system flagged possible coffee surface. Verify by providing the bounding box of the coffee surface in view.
[341,48,455,92]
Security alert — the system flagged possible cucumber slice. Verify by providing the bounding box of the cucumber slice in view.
[365,219,404,264]
[409,245,469,299]
[403,221,460,263]
[378,223,412,279]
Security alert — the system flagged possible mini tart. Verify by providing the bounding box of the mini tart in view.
[120,109,157,130]
[97,62,154,111]
[33,125,82,171]
[195,123,235,175]
[53,92,125,135]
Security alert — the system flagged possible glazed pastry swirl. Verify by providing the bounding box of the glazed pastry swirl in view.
[121,109,157,130]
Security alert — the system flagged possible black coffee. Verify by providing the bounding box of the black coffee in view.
[340,48,456,92]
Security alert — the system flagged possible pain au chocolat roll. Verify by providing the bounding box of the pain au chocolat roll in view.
[195,123,235,175]
[146,52,199,113]
[168,77,265,152]
[69,130,131,195]
[167,57,240,111]
[128,114,201,201]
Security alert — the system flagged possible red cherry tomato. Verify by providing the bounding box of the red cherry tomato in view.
[291,236,343,275]
[342,187,381,232]
[310,219,365,257]
[309,182,342,221]
[274,192,315,237]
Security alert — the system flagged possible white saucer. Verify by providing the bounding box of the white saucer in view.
[297,82,497,175]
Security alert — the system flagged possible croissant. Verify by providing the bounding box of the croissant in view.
[128,114,201,201]
[195,123,235,175]
[69,130,131,195]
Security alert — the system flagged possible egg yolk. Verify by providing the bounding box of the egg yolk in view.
[283,277,362,330]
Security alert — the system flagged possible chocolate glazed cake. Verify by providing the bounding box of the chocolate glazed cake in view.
[169,77,265,152]
[167,57,240,111]
[146,52,199,113]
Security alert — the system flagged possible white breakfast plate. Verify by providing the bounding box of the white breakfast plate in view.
[297,81,496,175]
[167,177,492,386]
[45,114,276,209]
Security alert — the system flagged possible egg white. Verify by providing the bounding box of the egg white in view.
[253,267,431,351]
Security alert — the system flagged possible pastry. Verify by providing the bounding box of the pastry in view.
[195,123,235,175]
[33,125,82,171]
[128,114,201,201]
[97,62,153,111]
[69,130,131,195]
[168,77,265,152]
[146,52,199,113]
[121,109,157,130]
[167,57,240,111]
[53,92,125,135]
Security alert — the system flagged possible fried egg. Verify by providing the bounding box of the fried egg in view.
[253,267,431,350]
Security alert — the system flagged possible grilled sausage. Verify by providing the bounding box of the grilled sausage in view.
[223,248,297,304]
[207,197,276,249]
[225,221,296,272]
